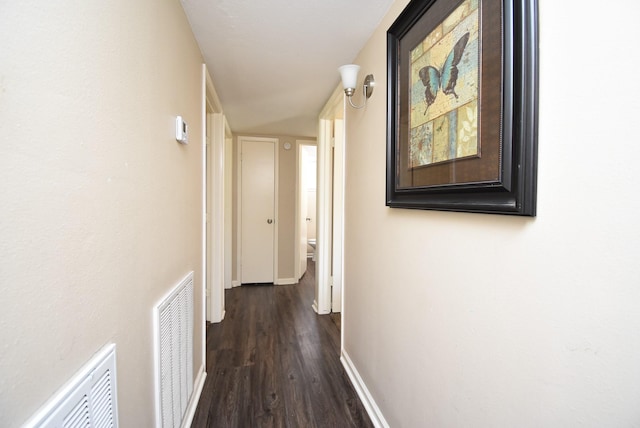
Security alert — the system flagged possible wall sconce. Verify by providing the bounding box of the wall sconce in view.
[338,64,374,109]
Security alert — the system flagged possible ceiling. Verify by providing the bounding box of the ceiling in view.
[180,0,395,137]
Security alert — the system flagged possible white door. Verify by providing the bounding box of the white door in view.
[241,138,276,283]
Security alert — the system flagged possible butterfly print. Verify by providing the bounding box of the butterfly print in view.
[418,32,470,115]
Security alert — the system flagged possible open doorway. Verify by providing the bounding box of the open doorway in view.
[296,142,317,281]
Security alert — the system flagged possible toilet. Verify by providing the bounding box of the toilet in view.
[308,238,316,261]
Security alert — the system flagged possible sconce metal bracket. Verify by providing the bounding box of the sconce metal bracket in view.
[363,74,375,99]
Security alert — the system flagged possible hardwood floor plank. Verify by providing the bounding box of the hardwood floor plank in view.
[192,261,373,428]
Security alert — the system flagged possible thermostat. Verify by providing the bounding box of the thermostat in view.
[176,116,188,144]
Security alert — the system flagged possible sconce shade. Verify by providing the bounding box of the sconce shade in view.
[339,64,360,90]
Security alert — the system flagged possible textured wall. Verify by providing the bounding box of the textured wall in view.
[0,0,205,425]
[342,0,640,426]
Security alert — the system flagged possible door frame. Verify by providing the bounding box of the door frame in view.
[224,132,233,290]
[237,136,279,284]
[203,66,228,324]
[331,119,344,313]
[294,141,317,281]
[316,88,345,314]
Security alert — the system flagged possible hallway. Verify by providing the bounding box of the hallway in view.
[192,262,373,427]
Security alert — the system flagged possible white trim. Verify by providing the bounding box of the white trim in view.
[235,138,242,286]
[315,118,332,315]
[223,127,234,290]
[294,140,317,282]
[199,70,210,428]
[274,139,280,283]
[203,64,226,325]
[332,118,345,313]
[341,350,390,428]
[209,113,226,323]
[179,364,207,428]
[201,64,208,366]
[294,142,303,281]
[317,86,345,315]
[237,138,243,285]
[274,277,297,285]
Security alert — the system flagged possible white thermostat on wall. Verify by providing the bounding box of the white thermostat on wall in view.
[175,116,188,144]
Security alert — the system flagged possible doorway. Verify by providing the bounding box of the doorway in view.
[239,137,278,284]
[296,142,317,281]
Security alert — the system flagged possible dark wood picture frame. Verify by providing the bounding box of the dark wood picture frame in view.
[386,0,538,215]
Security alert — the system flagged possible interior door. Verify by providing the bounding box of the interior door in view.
[241,138,275,283]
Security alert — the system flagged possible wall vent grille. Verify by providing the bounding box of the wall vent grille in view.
[155,271,194,428]
[24,344,118,428]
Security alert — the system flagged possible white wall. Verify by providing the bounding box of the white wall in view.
[0,0,205,426]
[342,0,640,426]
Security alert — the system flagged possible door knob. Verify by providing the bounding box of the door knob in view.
[267,219,273,224]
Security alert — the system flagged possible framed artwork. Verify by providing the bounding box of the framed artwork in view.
[386,0,538,215]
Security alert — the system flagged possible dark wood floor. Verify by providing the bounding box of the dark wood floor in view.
[191,261,374,428]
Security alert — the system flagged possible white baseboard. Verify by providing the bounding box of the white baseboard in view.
[275,277,297,285]
[180,364,206,428]
[311,300,330,315]
[231,280,241,288]
[341,350,389,428]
